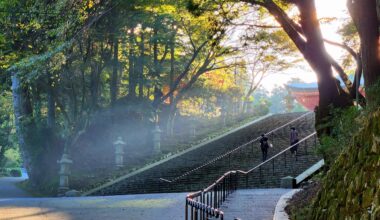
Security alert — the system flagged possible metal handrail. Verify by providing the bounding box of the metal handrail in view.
[186,171,238,220]
[161,111,313,183]
[236,132,317,175]
[185,131,318,220]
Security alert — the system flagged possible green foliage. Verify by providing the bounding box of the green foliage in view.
[269,83,306,114]
[365,79,380,110]
[9,168,22,177]
[317,107,360,167]
[18,178,59,197]
[310,109,380,219]
[250,88,270,115]
[0,0,315,194]
[0,91,18,167]
[338,20,360,70]
[3,148,21,168]
[0,167,21,177]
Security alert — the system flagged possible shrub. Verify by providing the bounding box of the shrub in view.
[9,168,22,177]
[317,107,360,167]
[0,168,7,177]
[4,148,21,168]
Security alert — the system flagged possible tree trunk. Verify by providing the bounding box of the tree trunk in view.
[166,100,178,137]
[111,38,119,105]
[90,63,99,109]
[166,34,177,137]
[11,73,34,182]
[298,1,352,133]
[169,32,175,105]
[128,28,136,98]
[138,31,145,98]
[348,0,380,105]
[47,75,56,129]
[259,0,353,134]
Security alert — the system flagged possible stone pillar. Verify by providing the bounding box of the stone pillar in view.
[153,125,162,153]
[113,137,126,169]
[190,119,196,137]
[57,151,73,195]
[281,176,295,188]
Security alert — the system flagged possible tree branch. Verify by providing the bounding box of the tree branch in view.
[160,40,208,102]
[257,0,306,51]
[324,38,358,58]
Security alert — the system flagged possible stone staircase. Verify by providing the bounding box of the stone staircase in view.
[86,112,318,196]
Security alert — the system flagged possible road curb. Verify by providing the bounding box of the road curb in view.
[273,189,302,220]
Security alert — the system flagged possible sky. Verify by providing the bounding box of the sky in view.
[257,0,350,91]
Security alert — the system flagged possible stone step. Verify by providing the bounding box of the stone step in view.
[89,112,318,196]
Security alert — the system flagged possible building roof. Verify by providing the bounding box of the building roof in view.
[287,75,364,90]
[287,82,318,90]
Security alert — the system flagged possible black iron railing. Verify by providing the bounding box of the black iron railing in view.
[161,112,313,183]
[186,171,238,220]
[185,131,318,220]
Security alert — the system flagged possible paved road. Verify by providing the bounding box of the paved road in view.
[0,193,188,220]
[0,189,289,220]
[221,189,292,220]
[0,168,30,198]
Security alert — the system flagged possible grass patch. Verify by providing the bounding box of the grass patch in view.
[17,178,59,197]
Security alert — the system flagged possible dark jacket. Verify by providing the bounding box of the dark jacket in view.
[260,136,269,150]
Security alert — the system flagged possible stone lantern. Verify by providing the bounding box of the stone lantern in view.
[152,125,162,154]
[113,136,126,169]
[57,150,73,195]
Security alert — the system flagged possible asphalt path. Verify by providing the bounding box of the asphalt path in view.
[0,168,30,198]
[0,189,290,220]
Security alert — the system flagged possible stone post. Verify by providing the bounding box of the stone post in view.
[57,151,73,195]
[153,125,162,154]
[280,176,295,188]
[190,119,196,137]
[113,136,126,169]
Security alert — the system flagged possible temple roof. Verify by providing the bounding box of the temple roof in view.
[287,82,318,90]
[287,75,364,91]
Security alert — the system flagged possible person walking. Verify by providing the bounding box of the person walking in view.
[260,134,269,161]
[290,127,299,156]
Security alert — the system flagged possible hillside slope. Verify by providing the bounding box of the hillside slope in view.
[311,110,380,219]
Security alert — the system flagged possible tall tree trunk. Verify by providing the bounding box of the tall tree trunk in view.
[152,24,163,111]
[166,99,178,137]
[164,29,176,134]
[90,63,98,110]
[348,0,380,105]
[11,73,34,182]
[169,31,175,106]
[111,38,119,105]
[47,74,56,129]
[138,31,145,98]
[297,0,352,133]
[260,0,353,134]
[128,28,136,98]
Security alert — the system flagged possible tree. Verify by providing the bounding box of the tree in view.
[2,0,107,187]
[241,0,354,132]
[347,0,380,106]
[188,0,359,133]
[1,0,241,189]
[0,92,17,166]
[157,7,236,135]
[241,28,298,112]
